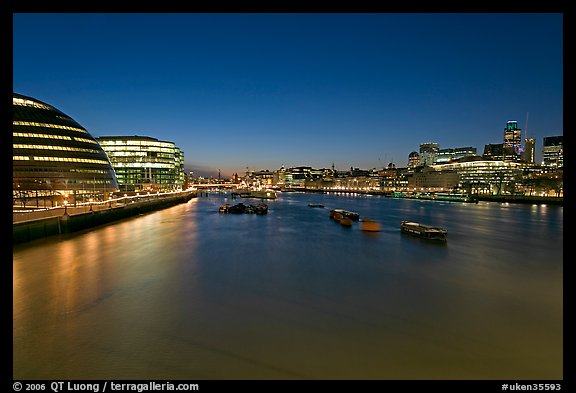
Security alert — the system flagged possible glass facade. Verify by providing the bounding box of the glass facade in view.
[407,151,420,168]
[503,120,522,154]
[542,136,563,167]
[522,138,536,164]
[432,160,523,195]
[436,146,477,164]
[12,93,118,208]
[483,143,519,162]
[419,142,439,166]
[96,136,185,192]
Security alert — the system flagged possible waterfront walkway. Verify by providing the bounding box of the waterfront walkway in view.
[13,190,197,245]
[13,190,196,224]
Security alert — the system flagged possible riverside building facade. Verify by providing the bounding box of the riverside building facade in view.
[431,160,523,195]
[12,93,118,208]
[96,136,185,192]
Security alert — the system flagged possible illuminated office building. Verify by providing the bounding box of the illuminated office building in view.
[96,136,185,192]
[483,143,518,162]
[12,93,118,208]
[407,151,420,168]
[432,160,523,195]
[436,146,477,164]
[419,142,439,166]
[522,138,536,164]
[542,136,563,167]
[504,120,522,153]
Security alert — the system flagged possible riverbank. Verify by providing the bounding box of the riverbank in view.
[475,194,563,205]
[283,189,563,205]
[13,190,197,245]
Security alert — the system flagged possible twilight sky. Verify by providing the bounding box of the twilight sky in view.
[13,13,563,177]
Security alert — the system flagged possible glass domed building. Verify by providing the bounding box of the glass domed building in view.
[13,92,118,208]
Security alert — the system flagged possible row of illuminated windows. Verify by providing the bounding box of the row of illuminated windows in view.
[120,158,176,164]
[14,156,110,164]
[13,97,53,110]
[433,167,521,174]
[98,140,175,148]
[116,173,179,178]
[110,159,175,165]
[13,176,115,187]
[116,172,179,177]
[105,150,175,157]
[111,151,146,157]
[13,121,87,134]
[74,137,98,144]
[13,132,99,144]
[459,173,521,178]
[117,180,179,185]
[420,170,521,181]
[459,172,521,180]
[101,146,175,153]
[432,161,522,171]
[14,144,103,155]
[15,166,111,175]
[112,162,175,169]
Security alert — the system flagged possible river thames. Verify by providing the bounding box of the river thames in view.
[13,192,563,380]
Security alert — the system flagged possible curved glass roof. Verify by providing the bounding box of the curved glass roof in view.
[13,93,119,194]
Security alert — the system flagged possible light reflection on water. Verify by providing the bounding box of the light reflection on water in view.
[13,193,563,379]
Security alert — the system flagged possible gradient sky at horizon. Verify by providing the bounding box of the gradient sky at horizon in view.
[13,13,563,177]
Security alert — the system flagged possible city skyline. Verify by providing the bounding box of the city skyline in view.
[13,13,563,177]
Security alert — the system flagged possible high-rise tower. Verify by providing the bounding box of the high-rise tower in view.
[522,138,536,164]
[503,120,522,154]
[419,142,439,166]
[504,120,522,153]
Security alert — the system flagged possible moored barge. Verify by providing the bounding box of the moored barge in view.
[400,221,447,241]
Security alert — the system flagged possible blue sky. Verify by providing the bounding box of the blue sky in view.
[13,13,563,177]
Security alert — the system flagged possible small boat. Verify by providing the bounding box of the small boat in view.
[308,203,325,208]
[360,218,381,232]
[329,209,360,221]
[234,189,277,199]
[254,203,268,215]
[227,203,247,214]
[400,221,447,241]
[340,217,353,227]
[220,202,268,215]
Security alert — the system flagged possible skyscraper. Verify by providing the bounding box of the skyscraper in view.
[419,142,439,166]
[503,120,522,155]
[522,138,536,164]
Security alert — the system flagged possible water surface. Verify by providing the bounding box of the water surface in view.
[13,192,563,379]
